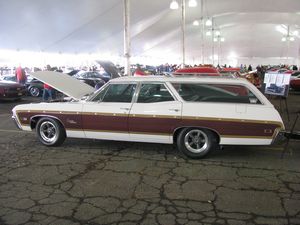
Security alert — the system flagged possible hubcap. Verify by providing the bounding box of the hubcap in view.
[39,121,57,143]
[184,129,208,153]
[30,87,39,96]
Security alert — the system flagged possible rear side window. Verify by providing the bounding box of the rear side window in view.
[171,83,261,104]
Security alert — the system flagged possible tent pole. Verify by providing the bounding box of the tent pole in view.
[201,0,204,65]
[181,0,186,68]
[123,0,131,76]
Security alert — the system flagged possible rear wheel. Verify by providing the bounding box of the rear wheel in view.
[177,128,218,159]
[36,117,66,146]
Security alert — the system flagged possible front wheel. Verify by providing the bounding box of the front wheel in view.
[29,86,40,97]
[36,117,66,146]
[177,128,218,159]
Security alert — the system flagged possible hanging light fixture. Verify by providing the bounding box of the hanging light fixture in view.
[188,0,197,7]
[205,19,212,27]
[193,20,200,26]
[206,31,212,36]
[281,37,287,42]
[220,37,225,42]
[170,0,179,9]
[289,36,295,41]
[215,30,221,36]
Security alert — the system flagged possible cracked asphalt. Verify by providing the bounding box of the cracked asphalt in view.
[0,94,299,225]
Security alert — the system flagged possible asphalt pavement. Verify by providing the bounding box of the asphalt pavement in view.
[0,94,299,225]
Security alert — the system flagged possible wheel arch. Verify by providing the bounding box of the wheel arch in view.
[173,126,221,144]
[30,115,65,131]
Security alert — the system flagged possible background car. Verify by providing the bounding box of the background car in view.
[219,68,241,78]
[290,74,300,91]
[0,80,26,100]
[0,74,44,97]
[0,74,17,82]
[72,71,108,88]
[173,67,221,77]
[25,76,44,97]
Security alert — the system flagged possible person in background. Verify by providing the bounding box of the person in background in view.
[42,83,53,101]
[15,66,27,84]
[42,64,54,101]
[248,64,252,71]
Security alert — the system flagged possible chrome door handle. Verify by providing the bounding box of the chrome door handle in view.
[169,109,180,112]
[120,107,130,110]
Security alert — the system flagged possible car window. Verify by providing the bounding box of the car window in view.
[137,83,174,103]
[172,83,261,104]
[95,83,136,103]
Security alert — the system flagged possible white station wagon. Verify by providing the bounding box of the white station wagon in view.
[12,72,284,158]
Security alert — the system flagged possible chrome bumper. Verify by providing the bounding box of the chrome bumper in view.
[272,130,287,145]
[12,115,22,130]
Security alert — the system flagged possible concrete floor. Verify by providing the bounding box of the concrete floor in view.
[0,94,299,225]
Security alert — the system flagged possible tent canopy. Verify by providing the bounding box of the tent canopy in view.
[0,0,300,65]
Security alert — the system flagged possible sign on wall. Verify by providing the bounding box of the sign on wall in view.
[264,73,291,97]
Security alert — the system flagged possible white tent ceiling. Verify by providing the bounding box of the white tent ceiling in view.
[0,0,300,66]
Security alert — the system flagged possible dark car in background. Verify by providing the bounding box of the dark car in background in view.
[0,74,44,97]
[26,77,44,97]
[72,71,109,88]
[0,80,26,100]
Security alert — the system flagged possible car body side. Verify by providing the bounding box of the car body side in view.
[12,77,284,147]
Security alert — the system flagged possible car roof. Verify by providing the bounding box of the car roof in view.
[110,75,250,85]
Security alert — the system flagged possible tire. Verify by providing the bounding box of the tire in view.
[36,117,66,146]
[29,86,40,97]
[177,128,218,159]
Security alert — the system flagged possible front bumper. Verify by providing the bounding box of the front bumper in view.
[12,115,22,130]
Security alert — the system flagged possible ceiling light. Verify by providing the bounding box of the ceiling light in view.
[193,20,200,26]
[293,30,299,35]
[276,25,288,35]
[215,30,221,36]
[213,38,218,42]
[170,0,179,9]
[206,31,211,36]
[188,0,197,7]
[289,36,295,41]
[220,37,225,42]
[281,37,287,42]
[205,19,212,27]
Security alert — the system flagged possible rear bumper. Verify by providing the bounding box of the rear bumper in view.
[272,130,287,145]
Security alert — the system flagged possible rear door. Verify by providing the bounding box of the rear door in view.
[128,82,182,144]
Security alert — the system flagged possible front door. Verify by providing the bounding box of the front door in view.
[82,83,136,141]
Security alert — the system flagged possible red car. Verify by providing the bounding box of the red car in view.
[219,68,241,78]
[0,81,26,100]
[173,67,221,77]
[290,75,300,91]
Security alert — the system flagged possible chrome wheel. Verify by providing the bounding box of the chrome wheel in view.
[39,121,58,143]
[36,118,66,146]
[184,129,208,153]
[29,87,40,97]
